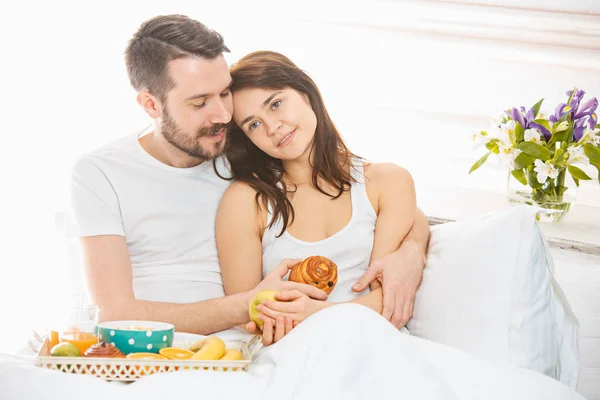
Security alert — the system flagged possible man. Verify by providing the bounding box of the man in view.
[68,14,430,344]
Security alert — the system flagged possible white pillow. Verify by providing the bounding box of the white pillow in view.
[407,205,579,388]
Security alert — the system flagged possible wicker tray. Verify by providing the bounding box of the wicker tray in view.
[35,335,261,382]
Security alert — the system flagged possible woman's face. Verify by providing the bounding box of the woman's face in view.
[232,87,317,161]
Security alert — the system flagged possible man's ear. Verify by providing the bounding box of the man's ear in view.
[137,91,163,119]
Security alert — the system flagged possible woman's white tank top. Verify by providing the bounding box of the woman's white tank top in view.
[261,159,377,302]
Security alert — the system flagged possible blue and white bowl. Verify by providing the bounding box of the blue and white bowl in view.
[97,321,174,355]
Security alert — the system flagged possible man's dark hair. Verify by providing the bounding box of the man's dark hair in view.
[125,14,229,101]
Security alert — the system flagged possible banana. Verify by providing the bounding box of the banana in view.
[218,348,244,371]
[189,339,207,353]
[190,337,226,360]
[220,349,243,361]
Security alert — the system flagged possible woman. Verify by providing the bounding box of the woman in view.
[215,51,416,344]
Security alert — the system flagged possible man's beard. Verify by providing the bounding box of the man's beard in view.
[161,107,227,161]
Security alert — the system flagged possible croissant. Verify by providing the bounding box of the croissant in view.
[289,256,338,294]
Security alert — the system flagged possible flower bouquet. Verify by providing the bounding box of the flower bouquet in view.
[470,88,600,222]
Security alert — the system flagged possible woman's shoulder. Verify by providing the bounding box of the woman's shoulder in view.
[223,180,258,198]
[219,180,269,229]
[362,161,414,187]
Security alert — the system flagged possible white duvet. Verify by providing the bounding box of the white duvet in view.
[0,304,585,400]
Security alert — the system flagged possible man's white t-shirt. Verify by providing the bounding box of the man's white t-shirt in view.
[68,130,233,304]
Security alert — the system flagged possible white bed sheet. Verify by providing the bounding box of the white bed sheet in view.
[0,304,585,400]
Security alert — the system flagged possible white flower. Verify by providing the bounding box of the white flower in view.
[471,130,489,150]
[566,146,590,166]
[490,112,511,126]
[580,128,600,146]
[533,159,560,184]
[497,146,521,168]
[524,128,542,143]
[500,120,516,144]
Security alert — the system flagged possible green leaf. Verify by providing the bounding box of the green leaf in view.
[485,139,500,154]
[550,129,569,144]
[532,98,544,118]
[595,124,599,130]
[514,152,535,170]
[567,88,576,104]
[533,119,551,133]
[469,151,491,174]
[515,122,524,143]
[553,148,565,163]
[527,168,543,189]
[572,176,580,187]
[583,144,600,164]
[511,169,528,185]
[519,141,552,161]
[568,165,592,181]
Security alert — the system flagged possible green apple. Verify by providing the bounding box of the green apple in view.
[248,290,278,327]
[50,342,81,357]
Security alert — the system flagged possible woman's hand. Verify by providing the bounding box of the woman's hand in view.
[245,316,297,346]
[259,289,331,323]
[245,289,330,346]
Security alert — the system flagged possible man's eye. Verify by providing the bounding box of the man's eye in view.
[193,103,206,109]
[221,89,231,97]
[271,100,281,110]
[248,121,261,131]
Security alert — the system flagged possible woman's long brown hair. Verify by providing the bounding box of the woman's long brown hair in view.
[218,51,360,237]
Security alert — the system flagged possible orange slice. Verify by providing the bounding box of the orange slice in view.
[126,352,168,360]
[159,347,195,360]
[125,352,168,376]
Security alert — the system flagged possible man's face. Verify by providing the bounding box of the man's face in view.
[159,55,233,160]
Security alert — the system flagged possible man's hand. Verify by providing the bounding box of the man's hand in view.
[251,259,329,301]
[352,249,425,328]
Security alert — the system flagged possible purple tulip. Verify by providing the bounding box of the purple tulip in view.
[574,98,598,119]
[511,107,526,128]
[525,108,535,122]
[573,117,588,142]
[566,88,586,101]
[554,103,570,121]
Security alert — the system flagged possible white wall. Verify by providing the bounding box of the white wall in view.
[1,0,599,351]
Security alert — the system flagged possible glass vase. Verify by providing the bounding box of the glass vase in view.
[506,168,577,222]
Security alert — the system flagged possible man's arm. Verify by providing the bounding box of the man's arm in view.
[352,207,430,328]
[80,235,251,335]
[81,235,328,336]
[394,207,430,268]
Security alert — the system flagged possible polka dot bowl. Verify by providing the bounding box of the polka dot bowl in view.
[97,320,174,355]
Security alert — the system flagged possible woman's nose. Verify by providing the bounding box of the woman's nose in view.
[265,118,283,137]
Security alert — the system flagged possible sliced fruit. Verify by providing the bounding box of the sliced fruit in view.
[126,352,167,376]
[125,352,168,360]
[159,347,195,360]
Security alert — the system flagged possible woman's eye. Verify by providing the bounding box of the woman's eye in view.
[248,121,261,131]
[271,100,281,110]
[193,103,206,109]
